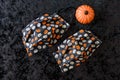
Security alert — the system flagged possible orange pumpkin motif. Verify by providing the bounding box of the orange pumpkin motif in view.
[75,5,95,24]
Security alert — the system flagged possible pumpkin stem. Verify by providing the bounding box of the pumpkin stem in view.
[84,10,89,15]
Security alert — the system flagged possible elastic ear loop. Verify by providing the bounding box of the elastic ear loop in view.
[56,6,76,23]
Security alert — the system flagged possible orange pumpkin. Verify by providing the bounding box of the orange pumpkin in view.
[75,5,95,24]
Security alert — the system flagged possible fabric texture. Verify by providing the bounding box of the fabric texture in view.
[0,0,120,80]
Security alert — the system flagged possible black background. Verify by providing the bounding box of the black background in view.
[0,0,120,80]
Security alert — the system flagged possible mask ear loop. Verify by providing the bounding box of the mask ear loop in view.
[56,6,76,23]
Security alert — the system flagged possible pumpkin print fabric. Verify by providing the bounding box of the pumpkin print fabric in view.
[22,13,70,56]
[75,5,95,24]
[53,29,102,72]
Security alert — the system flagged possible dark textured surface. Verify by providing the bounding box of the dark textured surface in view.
[0,0,120,80]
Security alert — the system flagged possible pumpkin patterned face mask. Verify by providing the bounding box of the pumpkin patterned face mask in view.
[53,29,102,72]
[22,13,70,56]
